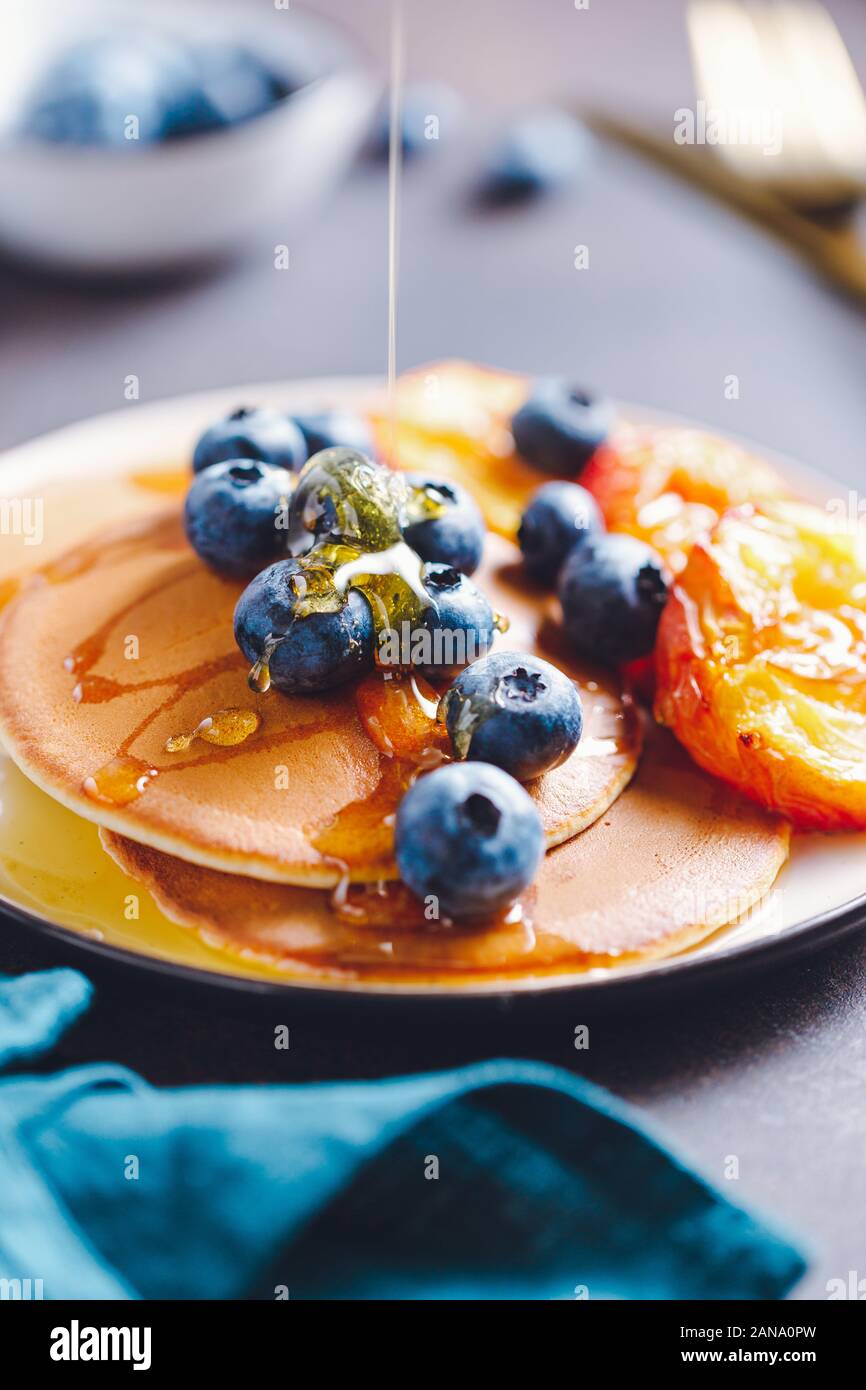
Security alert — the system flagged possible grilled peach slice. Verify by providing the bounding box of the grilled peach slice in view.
[582,425,788,573]
[369,360,543,538]
[655,500,866,829]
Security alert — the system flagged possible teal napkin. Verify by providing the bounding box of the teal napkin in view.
[0,968,806,1300]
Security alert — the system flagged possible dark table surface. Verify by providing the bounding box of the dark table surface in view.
[2,0,866,1300]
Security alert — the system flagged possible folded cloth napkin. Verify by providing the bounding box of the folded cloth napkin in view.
[0,968,806,1301]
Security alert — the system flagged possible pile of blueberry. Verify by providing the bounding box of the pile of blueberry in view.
[186,407,495,690]
[20,29,299,147]
[514,379,671,667]
[235,460,496,694]
[184,403,587,920]
[184,375,670,923]
[187,405,374,577]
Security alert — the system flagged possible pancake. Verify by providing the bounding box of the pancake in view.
[0,487,640,887]
[0,470,186,614]
[100,725,790,983]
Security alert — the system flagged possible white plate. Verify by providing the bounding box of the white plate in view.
[0,377,864,1003]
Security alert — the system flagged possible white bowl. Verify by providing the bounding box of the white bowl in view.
[0,0,379,274]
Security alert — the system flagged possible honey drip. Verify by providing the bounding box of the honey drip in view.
[248,634,282,694]
[83,757,158,807]
[165,707,261,753]
[313,755,415,877]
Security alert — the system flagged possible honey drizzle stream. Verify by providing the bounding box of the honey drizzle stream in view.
[387,0,404,463]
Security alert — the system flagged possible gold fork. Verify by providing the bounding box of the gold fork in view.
[687,0,866,210]
[584,1,866,302]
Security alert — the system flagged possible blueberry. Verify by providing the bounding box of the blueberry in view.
[234,559,374,695]
[403,475,486,575]
[184,459,294,578]
[20,32,190,147]
[371,82,463,159]
[164,41,292,138]
[395,762,544,919]
[193,407,308,475]
[481,109,590,202]
[441,652,582,782]
[518,481,603,585]
[559,533,670,667]
[417,564,496,678]
[292,410,376,460]
[20,32,293,147]
[512,380,613,475]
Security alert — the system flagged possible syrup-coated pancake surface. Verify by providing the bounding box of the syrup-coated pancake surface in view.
[0,485,640,886]
[101,726,789,983]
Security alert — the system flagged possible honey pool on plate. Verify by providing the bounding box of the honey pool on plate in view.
[0,738,800,989]
[0,749,287,981]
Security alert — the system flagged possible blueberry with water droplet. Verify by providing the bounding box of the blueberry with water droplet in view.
[441,651,583,780]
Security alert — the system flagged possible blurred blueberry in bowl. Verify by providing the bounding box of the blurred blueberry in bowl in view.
[19,31,194,147]
[20,33,301,148]
[164,40,296,139]
[480,108,591,202]
[0,0,378,274]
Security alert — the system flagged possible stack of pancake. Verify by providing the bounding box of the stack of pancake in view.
[0,389,790,987]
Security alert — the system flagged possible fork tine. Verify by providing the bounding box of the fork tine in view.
[688,0,866,204]
[774,1,866,177]
[687,1,769,124]
[687,1,780,180]
[748,5,827,185]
